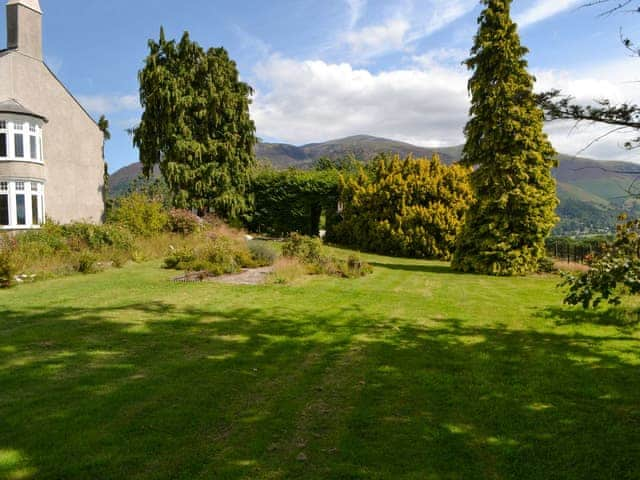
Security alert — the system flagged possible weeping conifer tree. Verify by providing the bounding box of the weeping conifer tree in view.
[452,0,558,276]
[133,28,256,219]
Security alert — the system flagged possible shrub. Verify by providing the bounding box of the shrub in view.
[330,154,473,260]
[342,254,374,278]
[282,233,323,264]
[75,251,100,274]
[168,209,201,235]
[248,241,278,267]
[164,246,196,270]
[164,234,258,276]
[562,215,640,308]
[199,236,253,274]
[108,193,169,236]
[281,233,372,279]
[0,235,21,288]
[62,222,134,251]
[537,257,558,274]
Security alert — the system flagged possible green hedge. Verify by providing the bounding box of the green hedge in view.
[248,168,340,236]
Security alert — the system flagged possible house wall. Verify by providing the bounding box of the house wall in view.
[0,50,104,224]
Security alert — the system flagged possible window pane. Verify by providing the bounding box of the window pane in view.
[30,136,37,159]
[31,194,39,225]
[0,194,8,226]
[16,194,25,225]
[0,133,6,157]
[14,134,23,157]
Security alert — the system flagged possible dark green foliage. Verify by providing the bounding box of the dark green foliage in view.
[312,154,363,175]
[562,216,640,308]
[107,193,169,237]
[98,115,111,141]
[134,28,256,219]
[330,154,473,260]
[168,209,201,235]
[126,175,172,207]
[98,115,110,213]
[452,0,558,275]
[249,168,340,237]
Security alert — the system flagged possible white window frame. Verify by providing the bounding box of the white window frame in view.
[0,178,45,230]
[0,115,44,164]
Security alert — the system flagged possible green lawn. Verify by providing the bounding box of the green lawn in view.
[1,253,639,479]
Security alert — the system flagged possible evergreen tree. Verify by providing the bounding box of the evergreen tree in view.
[452,0,558,276]
[133,28,256,219]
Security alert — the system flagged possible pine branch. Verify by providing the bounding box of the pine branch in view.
[582,0,639,16]
[538,91,640,151]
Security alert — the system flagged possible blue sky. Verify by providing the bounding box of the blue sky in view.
[5,0,638,172]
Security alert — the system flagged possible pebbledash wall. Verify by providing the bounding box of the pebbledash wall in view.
[0,0,104,230]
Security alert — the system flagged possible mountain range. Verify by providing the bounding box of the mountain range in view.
[109,135,640,235]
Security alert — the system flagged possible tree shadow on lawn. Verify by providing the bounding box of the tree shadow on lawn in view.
[1,303,639,479]
[369,262,454,275]
[538,305,640,330]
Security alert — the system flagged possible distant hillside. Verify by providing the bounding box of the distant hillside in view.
[108,135,640,235]
[109,135,461,195]
[255,135,460,168]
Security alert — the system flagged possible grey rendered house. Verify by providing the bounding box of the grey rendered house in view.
[0,0,104,230]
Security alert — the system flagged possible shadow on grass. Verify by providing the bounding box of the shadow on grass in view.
[0,302,639,479]
[538,305,640,329]
[370,262,454,275]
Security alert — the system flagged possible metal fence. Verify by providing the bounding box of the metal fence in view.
[545,238,607,264]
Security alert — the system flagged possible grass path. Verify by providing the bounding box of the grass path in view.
[1,253,639,479]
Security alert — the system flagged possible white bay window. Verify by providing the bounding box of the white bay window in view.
[0,116,44,163]
[0,179,44,229]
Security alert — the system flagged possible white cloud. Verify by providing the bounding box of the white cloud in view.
[251,55,469,147]
[412,47,467,69]
[251,52,640,162]
[77,94,140,114]
[534,57,640,160]
[345,18,411,58]
[515,0,582,29]
[340,0,476,60]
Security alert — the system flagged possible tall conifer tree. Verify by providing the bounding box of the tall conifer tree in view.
[134,29,256,219]
[452,0,558,276]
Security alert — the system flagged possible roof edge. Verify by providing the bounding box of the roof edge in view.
[0,98,48,122]
[43,62,100,129]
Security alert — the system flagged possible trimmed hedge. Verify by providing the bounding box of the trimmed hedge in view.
[249,168,340,237]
